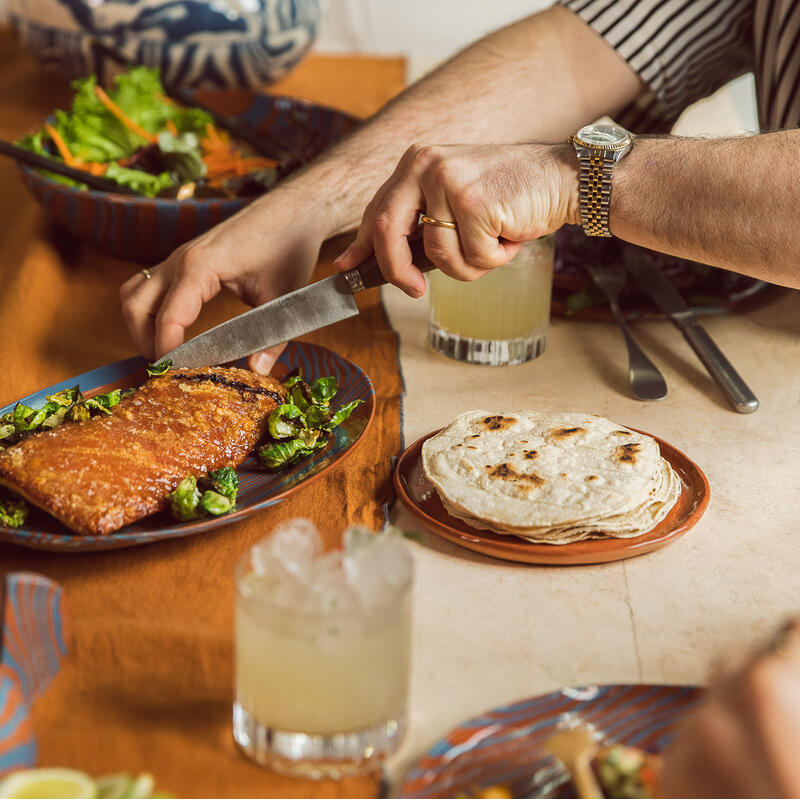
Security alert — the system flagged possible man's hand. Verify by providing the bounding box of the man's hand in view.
[333,142,579,296]
[663,618,800,797]
[120,182,330,374]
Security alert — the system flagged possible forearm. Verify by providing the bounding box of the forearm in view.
[611,132,800,288]
[282,5,640,235]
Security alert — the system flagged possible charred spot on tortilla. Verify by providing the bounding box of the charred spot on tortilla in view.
[485,463,545,487]
[549,426,586,440]
[614,442,642,464]
[613,430,633,436]
[481,415,514,431]
[586,475,599,481]
[470,434,481,438]
[466,445,478,449]
[523,450,538,460]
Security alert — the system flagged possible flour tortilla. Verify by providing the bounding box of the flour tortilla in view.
[422,410,681,544]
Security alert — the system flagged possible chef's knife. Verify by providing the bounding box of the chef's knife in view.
[162,236,436,368]
[622,251,759,413]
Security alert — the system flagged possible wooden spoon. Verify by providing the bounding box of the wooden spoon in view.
[545,727,603,799]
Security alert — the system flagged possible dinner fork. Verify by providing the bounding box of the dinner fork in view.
[584,261,668,401]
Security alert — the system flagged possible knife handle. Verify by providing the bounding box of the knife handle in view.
[682,324,759,413]
[343,234,437,292]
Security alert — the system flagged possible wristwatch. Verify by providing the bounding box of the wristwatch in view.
[571,123,633,237]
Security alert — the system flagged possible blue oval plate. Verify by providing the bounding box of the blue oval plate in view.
[0,341,374,552]
[401,684,702,798]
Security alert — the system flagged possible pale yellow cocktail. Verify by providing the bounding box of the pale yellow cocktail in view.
[428,236,554,365]
[233,523,413,777]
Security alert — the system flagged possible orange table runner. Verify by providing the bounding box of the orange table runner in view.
[0,30,406,798]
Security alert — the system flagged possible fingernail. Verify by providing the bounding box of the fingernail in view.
[251,352,273,374]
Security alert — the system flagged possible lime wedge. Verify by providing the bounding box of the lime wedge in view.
[0,768,97,799]
[95,775,132,799]
[124,774,154,800]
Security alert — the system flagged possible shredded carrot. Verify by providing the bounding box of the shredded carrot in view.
[44,123,75,166]
[93,85,157,143]
[166,119,179,136]
[205,123,222,145]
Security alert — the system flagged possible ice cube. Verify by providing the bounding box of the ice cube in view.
[344,527,413,608]
[251,518,323,578]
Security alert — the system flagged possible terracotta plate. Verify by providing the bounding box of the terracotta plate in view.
[0,341,373,552]
[394,428,709,565]
[401,683,702,798]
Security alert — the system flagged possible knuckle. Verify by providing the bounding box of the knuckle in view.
[372,209,396,237]
[452,184,483,216]
[740,659,779,713]
[410,144,441,170]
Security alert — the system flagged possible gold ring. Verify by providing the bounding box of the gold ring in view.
[769,624,799,656]
[140,268,153,280]
[420,214,457,230]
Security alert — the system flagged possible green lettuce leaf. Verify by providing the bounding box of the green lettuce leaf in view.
[105,162,174,197]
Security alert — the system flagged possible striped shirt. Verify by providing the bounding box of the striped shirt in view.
[561,0,800,132]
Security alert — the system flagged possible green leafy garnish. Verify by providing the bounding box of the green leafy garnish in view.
[323,400,362,431]
[0,494,27,528]
[0,383,135,448]
[146,360,172,377]
[310,376,338,405]
[202,467,239,502]
[168,476,204,522]
[268,404,304,440]
[257,374,362,471]
[169,467,240,522]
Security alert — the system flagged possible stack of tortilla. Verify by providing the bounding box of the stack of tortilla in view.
[421,410,681,545]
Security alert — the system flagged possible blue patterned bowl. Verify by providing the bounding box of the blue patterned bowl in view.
[8,0,320,89]
[17,89,357,263]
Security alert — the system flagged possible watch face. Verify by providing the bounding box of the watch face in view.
[575,124,631,148]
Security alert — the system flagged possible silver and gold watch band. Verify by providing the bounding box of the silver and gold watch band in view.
[571,124,632,239]
[578,151,615,237]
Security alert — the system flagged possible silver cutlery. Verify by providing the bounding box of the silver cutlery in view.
[623,250,759,414]
[585,261,668,401]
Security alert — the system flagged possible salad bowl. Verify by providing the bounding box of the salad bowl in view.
[18,86,357,263]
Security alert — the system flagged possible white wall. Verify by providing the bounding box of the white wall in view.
[316,0,758,136]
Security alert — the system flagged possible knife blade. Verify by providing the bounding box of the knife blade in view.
[622,250,759,413]
[162,235,436,368]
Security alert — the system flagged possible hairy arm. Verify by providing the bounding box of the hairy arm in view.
[611,132,800,288]
[303,5,641,235]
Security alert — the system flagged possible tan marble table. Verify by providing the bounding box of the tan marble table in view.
[383,279,800,784]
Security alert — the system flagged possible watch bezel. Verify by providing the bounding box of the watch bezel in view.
[573,124,632,151]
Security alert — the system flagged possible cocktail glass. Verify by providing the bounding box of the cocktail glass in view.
[428,236,554,365]
[233,521,413,778]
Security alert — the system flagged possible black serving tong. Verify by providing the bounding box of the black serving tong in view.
[89,39,291,163]
[0,138,140,194]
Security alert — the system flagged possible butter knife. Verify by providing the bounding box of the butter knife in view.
[623,250,758,413]
[162,236,436,368]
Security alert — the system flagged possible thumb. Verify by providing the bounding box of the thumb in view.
[248,342,288,375]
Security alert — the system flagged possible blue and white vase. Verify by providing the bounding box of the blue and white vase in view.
[8,0,321,88]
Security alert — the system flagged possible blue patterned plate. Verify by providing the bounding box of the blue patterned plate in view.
[0,341,374,552]
[0,572,68,777]
[401,684,702,798]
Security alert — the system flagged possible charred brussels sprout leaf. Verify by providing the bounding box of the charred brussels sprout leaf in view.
[146,359,172,377]
[281,368,304,389]
[204,467,239,502]
[310,377,338,405]
[169,476,204,521]
[268,404,304,439]
[323,400,362,431]
[200,490,233,516]
[304,404,332,430]
[0,494,28,528]
[289,382,313,413]
[258,439,314,470]
[84,388,124,414]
